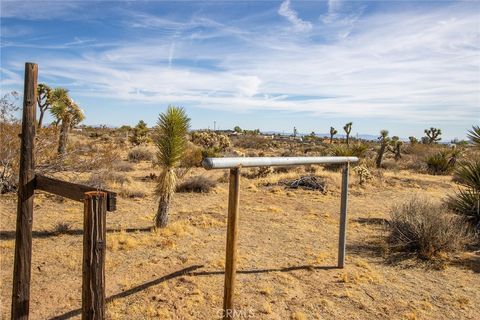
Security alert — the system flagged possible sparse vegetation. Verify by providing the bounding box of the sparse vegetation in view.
[127,147,153,162]
[388,197,469,259]
[176,176,217,193]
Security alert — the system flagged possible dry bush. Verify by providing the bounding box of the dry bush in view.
[388,197,470,259]
[128,147,153,163]
[176,176,217,193]
[113,161,134,172]
[233,134,271,149]
[53,222,72,235]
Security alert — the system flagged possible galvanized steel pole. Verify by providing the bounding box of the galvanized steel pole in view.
[338,163,350,268]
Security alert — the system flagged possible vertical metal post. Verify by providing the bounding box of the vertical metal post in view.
[82,191,107,320]
[223,168,240,319]
[11,62,37,320]
[338,162,349,268]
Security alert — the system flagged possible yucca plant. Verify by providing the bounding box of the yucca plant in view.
[448,160,480,229]
[425,150,455,175]
[467,125,480,148]
[154,106,190,228]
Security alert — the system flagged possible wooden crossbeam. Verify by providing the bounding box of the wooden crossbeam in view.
[35,174,117,211]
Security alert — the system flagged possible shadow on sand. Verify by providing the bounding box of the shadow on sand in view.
[49,263,338,319]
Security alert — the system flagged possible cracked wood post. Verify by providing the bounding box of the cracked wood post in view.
[338,162,350,268]
[223,168,240,319]
[11,62,37,320]
[82,191,107,320]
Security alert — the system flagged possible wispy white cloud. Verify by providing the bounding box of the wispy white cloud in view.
[1,2,478,135]
[278,0,312,32]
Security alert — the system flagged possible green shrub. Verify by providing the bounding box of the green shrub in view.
[388,197,470,259]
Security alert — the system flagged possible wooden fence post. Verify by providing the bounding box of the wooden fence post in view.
[337,163,350,268]
[223,168,241,319]
[11,62,37,320]
[82,191,107,320]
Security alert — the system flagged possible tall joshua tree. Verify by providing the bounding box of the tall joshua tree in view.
[154,106,190,228]
[375,130,390,168]
[424,127,442,144]
[50,88,85,155]
[343,122,353,145]
[37,83,52,128]
[329,127,337,144]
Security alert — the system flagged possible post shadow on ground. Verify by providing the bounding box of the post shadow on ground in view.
[0,227,154,240]
[49,263,338,319]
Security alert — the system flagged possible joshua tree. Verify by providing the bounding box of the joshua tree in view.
[424,127,442,144]
[343,122,353,145]
[154,106,190,228]
[389,136,403,160]
[36,83,52,128]
[375,130,390,168]
[329,127,337,144]
[467,125,480,148]
[408,136,418,145]
[50,88,85,155]
[293,126,298,138]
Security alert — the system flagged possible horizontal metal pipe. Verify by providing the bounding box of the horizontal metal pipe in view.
[202,156,358,170]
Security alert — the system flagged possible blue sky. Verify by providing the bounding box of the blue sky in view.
[1,0,479,140]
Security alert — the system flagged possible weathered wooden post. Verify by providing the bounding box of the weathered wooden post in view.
[337,162,350,268]
[11,62,37,320]
[223,168,241,319]
[82,191,107,320]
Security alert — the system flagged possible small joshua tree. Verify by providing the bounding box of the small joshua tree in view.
[375,130,389,168]
[50,88,85,155]
[293,126,298,138]
[343,122,352,145]
[329,127,337,144]
[389,136,403,161]
[154,106,190,228]
[424,127,442,144]
[408,136,418,145]
[37,83,52,128]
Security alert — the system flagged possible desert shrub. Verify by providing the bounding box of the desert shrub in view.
[191,131,231,156]
[128,147,153,162]
[447,160,480,229]
[353,165,373,185]
[53,222,72,235]
[425,151,455,175]
[233,134,271,149]
[176,176,217,193]
[85,170,130,188]
[244,166,273,179]
[113,161,134,172]
[129,120,149,146]
[388,197,470,259]
[323,143,368,171]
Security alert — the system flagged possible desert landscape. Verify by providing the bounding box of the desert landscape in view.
[1,112,479,319]
[1,1,480,319]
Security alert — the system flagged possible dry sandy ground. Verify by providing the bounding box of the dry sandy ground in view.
[1,164,479,320]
